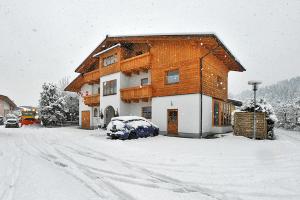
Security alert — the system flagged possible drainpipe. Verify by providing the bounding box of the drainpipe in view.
[199,44,220,138]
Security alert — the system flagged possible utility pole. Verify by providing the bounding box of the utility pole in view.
[248,81,262,140]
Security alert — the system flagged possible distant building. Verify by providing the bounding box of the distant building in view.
[0,95,17,117]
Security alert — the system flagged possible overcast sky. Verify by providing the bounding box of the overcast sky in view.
[0,0,299,106]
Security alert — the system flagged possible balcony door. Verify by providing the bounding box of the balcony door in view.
[167,109,178,135]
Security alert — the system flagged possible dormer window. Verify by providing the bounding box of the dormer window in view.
[103,54,118,67]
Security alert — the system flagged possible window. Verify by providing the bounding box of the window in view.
[213,101,219,126]
[141,78,148,86]
[142,107,152,119]
[97,87,100,94]
[103,54,117,67]
[213,99,232,127]
[103,79,117,96]
[94,108,98,117]
[166,70,179,84]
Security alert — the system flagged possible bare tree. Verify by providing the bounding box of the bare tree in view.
[58,76,70,91]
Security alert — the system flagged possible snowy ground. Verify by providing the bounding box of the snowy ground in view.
[0,126,299,200]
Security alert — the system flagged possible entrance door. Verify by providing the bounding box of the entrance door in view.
[81,111,90,129]
[105,106,115,126]
[167,109,178,135]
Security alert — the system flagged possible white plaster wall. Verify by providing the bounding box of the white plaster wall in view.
[92,106,101,128]
[122,101,152,118]
[99,72,122,126]
[128,71,151,88]
[202,95,213,135]
[79,84,93,127]
[152,94,212,136]
[92,84,100,95]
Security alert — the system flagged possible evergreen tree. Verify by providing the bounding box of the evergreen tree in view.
[39,83,67,126]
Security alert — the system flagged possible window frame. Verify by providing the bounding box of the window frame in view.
[141,78,149,86]
[165,69,180,85]
[141,106,152,119]
[212,99,232,127]
[93,108,98,117]
[103,79,117,96]
[102,54,118,67]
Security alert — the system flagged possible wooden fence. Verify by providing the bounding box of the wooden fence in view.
[234,112,267,139]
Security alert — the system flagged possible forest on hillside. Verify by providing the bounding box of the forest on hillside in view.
[234,77,300,130]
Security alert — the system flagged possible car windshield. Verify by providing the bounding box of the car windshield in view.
[109,120,126,130]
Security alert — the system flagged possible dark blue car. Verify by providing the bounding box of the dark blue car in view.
[106,116,159,140]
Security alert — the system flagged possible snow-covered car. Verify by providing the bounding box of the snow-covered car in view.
[5,117,19,128]
[106,116,159,140]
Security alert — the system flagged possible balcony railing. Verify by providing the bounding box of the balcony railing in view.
[83,94,100,106]
[120,85,152,102]
[84,70,100,84]
[120,52,151,75]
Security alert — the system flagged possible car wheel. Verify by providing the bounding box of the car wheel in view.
[129,131,138,139]
[154,129,159,136]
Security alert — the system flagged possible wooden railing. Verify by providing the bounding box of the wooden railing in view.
[120,52,151,75]
[83,94,100,106]
[84,70,100,84]
[120,85,152,102]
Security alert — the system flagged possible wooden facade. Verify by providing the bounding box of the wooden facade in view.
[120,52,151,75]
[64,34,245,130]
[66,34,244,103]
[120,85,152,103]
[83,94,100,107]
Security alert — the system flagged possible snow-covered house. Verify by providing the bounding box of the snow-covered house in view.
[0,95,17,118]
[65,34,245,137]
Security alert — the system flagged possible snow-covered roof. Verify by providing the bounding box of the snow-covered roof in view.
[107,32,217,38]
[92,43,121,57]
[0,95,17,108]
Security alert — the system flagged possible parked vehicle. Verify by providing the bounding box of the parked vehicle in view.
[107,116,159,140]
[20,109,40,126]
[5,117,19,128]
[0,116,4,125]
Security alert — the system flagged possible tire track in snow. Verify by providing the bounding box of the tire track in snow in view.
[0,137,23,200]
[22,129,135,200]
[56,143,237,200]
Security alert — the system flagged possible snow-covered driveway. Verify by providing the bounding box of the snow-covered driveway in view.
[0,126,299,200]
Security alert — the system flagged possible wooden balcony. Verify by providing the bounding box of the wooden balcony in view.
[84,70,100,84]
[120,85,152,103]
[83,94,100,106]
[120,52,151,75]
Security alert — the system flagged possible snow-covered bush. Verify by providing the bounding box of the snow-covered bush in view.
[39,83,67,126]
[275,100,300,131]
[240,99,278,139]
